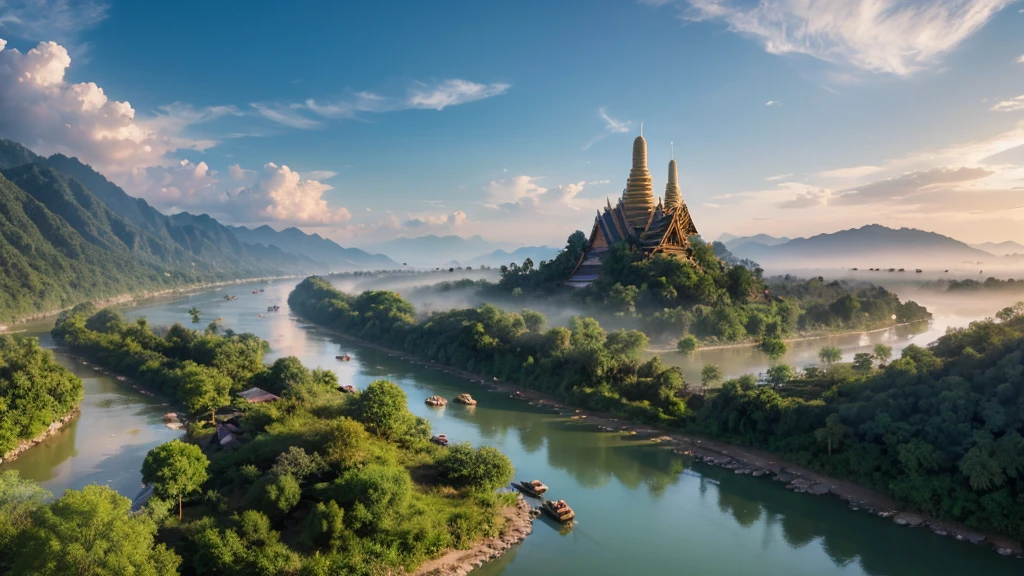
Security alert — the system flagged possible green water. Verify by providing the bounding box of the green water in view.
[4,279,1019,575]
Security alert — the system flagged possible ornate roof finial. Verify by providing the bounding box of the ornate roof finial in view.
[640,122,643,137]
[671,141,674,160]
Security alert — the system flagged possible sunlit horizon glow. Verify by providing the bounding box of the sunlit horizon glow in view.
[0,1,1022,246]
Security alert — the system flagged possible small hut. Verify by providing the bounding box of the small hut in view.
[238,387,280,403]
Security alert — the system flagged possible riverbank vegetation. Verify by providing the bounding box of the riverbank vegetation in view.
[0,335,83,457]
[289,276,689,424]
[922,277,1024,294]
[693,304,1024,541]
[25,307,518,574]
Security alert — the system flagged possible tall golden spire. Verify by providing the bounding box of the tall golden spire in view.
[664,153,681,210]
[622,133,654,228]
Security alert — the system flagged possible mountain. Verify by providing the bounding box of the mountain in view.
[972,241,1024,256]
[228,225,396,270]
[467,246,561,267]
[720,233,791,253]
[727,225,992,269]
[362,235,507,266]
[0,138,327,321]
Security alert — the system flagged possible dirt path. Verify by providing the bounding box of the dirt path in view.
[414,495,535,575]
[329,331,1023,559]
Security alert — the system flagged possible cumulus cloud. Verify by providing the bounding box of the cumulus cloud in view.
[485,176,598,212]
[991,95,1024,112]
[232,163,350,224]
[127,159,222,212]
[405,210,468,229]
[228,164,246,180]
[0,38,222,177]
[659,0,1013,76]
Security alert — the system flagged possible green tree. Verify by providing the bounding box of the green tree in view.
[252,473,302,518]
[0,470,50,569]
[435,443,515,492]
[271,447,327,481]
[193,510,300,576]
[995,302,1024,322]
[758,337,787,360]
[521,309,546,333]
[852,352,874,372]
[676,335,699,355]
[356,380,413,440]
[142,439,210,519]
[701,364,723,389]
[873,343,893,365]
[333,463,412,532]
[178,362,232,423]
[818,346,842,369]
[12,485,180,575]
[189,305,201,323]
[765,364,796,387]
[814,414,851,455]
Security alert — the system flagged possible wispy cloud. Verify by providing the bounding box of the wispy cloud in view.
[1016,54,1024,64]
[991,95,1024,112]
[250,103,323,129]
[306,170,338,181]
[0,0,108,47]
[765,173,792,181]
[654,0,1014,76]
[256,79,510,129]
[765,100,782,107]
[584,107,632,149]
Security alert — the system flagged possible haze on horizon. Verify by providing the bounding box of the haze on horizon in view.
[1,0,1023,247]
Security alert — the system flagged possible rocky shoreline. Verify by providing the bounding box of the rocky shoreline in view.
[414,494,535,575]
[0,409,79,464]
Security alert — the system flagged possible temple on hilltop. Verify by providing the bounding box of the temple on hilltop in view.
[564,131,699,288]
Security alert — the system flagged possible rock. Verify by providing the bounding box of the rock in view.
[807,483,830,495]
[997,548,1013,556]
[752,470,766,477]
[892,513,924,527]
[789,478,811,489]
[774,473,796,483]
[930,526,948,536]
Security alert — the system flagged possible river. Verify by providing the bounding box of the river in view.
[3,279,1020,575]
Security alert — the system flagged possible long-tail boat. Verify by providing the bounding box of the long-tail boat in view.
[515,480,548,497]
[542,500,575,523]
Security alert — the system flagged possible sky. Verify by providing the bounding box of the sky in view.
[0,0,1023,247]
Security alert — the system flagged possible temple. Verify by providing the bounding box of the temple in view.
[565,133,698,288]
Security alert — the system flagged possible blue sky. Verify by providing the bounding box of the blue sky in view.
[1,0,1023,246]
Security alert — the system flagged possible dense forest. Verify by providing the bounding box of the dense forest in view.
[289,276,689,424]
[6,307,518,575]
[484,232,932,344]
[0,336,83,457]
[694,303,1024,541]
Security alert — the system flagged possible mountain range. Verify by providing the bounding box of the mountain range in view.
[725,225,994,269]
[466,246,562,268]
[971,241,1024,256]
[0,138,394,321]
[360,235,509,266]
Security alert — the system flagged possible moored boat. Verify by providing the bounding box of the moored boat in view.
[339,384,355,394]
[336,354,351,361]
[454,393,477,405]
[515,479,548,497]
[267,305,280,312]
[431,434,449,446]
[425,395,447,407]
[543,499,575,523]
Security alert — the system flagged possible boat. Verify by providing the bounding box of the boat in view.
[425,395,448,407]
[430,434,449,446]
[336,354,351,361]
[267,305,280,312]
[339,384,355,394]
[252,290,259,294]
[515,479,549,497]
[915,269,923,273]
[454,393,477,405]
[224,294,237,301]
[259,288,265,293]
[542,499,575,523]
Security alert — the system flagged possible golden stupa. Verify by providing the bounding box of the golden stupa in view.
[664,157,681,210]
[622,135,655,227]
[565,128,699,288]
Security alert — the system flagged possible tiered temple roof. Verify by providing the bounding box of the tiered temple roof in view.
[564,132,698,289]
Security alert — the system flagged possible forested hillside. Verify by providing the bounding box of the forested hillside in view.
[0,138,357,321]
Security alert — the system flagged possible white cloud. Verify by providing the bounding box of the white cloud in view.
[404,210,468,229]
[250,103,322,129]
[228,164,246,180]
[406,80,510,111]
[991,95,1024,112]
[1017,54,1024,63]
[0,0,108,46]
[233,163,350,224]
[265,79,510,129]
[128,159,222,213]
[0,38,222,177]
[666,0,1013,76]
[765,100,782,107]
[766,173,793,181]
[584,108,633,149]
[485,176,599,212]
